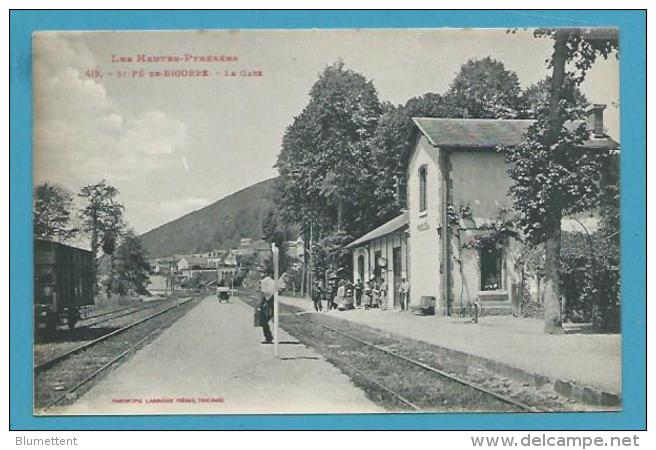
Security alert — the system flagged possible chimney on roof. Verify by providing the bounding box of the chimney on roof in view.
[586,104,606,137]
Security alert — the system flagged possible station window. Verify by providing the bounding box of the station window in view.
[419,166,427,212]
[480,247,503,291]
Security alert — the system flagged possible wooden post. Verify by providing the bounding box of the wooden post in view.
[309,221,313,297]
[272,243,280,357]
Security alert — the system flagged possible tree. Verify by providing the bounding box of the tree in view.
[262,208,291,273]
[78,180,125,293]
[444,56,523,119]
[235,252,259,287]
[262,209,288,249]
[505,28,618,334]
[520,76,589,119]
[33,182,77,240]
[108,230,152,296]
[370,93,451,220]
[368,104,411,219]
[276,61,383,275]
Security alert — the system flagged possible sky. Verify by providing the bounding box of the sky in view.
[32,29,620,234]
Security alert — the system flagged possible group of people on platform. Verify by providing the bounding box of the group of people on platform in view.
[311,277,410,313]
[256,267,411,344]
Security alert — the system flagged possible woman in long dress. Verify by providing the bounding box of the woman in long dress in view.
[364,282,372,309]
[371,281,380,308]
[380,279,388,310]
[335,280,346,309]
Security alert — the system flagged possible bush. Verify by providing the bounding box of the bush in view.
[560,231,620,330]
[520,292,544,319]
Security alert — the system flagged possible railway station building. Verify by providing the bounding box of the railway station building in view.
[347,106,618,316]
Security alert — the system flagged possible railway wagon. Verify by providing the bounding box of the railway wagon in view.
[34,238,94,333]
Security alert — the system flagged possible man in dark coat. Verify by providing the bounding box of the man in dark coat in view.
[326,279,337,311]
[354,279,363,308]
[258,270,276,344]
[311,281,323,312]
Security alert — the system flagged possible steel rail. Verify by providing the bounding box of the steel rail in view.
[42,319,176,411]
[332,356,421,411]
[80,299,168,322]
[81,305,138,321]
[236,294,419,410]
[319,323,537,413]
[80,306,145,328]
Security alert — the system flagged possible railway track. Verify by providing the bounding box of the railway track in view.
[35,300,185,373]
[34,296,202,412]
[238,292,566,412]
[80,304,142,321]
[77,301,165,329]
[33,301,175,369]
[318,323,536,412]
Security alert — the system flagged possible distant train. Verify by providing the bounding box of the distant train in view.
[34,238,94,334]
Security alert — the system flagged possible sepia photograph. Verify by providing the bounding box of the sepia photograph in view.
[30,27,622,416]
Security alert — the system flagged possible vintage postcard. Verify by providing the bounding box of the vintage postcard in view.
[31,28,621,416]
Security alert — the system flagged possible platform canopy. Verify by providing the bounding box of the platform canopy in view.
[345,211,409,249]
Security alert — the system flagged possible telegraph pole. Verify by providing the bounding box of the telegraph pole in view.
[169,263,175,295]
[272,243,280,357]
[309,221,313,296]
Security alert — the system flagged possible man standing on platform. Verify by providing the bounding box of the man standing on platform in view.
[354,279,363,308]
[399,278,410,311]
[258,269,277,344]
[311,281,323,312]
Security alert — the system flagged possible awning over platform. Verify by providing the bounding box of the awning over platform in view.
[345,212,409,249]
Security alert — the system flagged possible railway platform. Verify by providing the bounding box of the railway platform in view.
[278,295,621,406]
[54,295,382,415]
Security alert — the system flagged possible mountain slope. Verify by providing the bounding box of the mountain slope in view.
[140,177,280,257]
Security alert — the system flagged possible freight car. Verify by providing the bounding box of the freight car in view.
[34,238,94,334]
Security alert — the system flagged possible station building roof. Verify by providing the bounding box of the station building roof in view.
[412,117,619,150]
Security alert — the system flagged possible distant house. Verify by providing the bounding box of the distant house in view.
[239,238,253,248]
[224,251,237,266]
[177,255,215,281]
[207,249,229,268]
[233,239,272,267]
[285,237,305,260]
[151,259,175,274]
[216,252,237,285]
[347,105,618,315]
[176,257,190,271]
[253,240,273,266]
